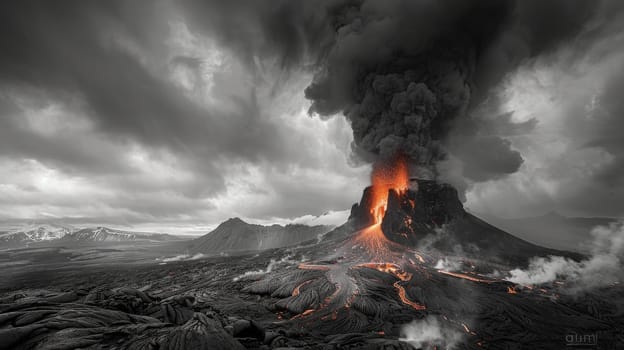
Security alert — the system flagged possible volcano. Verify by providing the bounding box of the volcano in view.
[348,179,576,265]
[0,172,621,349]
[216,178,619,349]
[227,161,619,348]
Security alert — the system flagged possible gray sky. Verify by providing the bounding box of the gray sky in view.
[1,1,623,233]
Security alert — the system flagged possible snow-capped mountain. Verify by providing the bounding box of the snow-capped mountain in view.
[0,224,180,249]
[0,223,75,248]
[61,227,178,243]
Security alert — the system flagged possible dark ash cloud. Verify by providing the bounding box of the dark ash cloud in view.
[180,0,614,186]
[300,0,603,181]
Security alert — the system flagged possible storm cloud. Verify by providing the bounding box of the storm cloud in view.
[0,0,368,229]
[0,1,623,230]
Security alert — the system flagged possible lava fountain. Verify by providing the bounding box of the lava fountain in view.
[352,156,411,261]
[369,156,410,225]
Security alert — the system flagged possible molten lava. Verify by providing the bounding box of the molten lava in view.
[298,263,331,271]
[369,157,410,225]
[438,270,495,284]
[352,224,393,261]
[352,157,410,261]
[357,262,426,310]
[292,280,313,297]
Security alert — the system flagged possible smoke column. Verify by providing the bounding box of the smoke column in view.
[301,0,598,180]
[183,0,604,182]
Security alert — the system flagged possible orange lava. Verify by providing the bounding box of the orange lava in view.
[321,284,342,308]
[357,262,426,310]
[507,286,517,294]
[350,156,411,261]
[290,308,316,320]
[358,262,401,274]
[462,323,471,333]
[369,157,410,224]
[344,290,359,308]
[301,309,315,316]
[298,263,331,271]
[394,280,426,310]
[414,253,426,263]
[292,280,313,297]
[353,224,393,261]
[438,270,494,284]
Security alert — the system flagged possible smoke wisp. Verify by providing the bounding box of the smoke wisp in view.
[232,254,296,281]
[507,221,624,290]
[399,316,463,350]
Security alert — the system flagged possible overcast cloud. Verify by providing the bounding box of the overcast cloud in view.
[0,1,623,233]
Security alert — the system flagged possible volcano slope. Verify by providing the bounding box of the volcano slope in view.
[1,181,623,349]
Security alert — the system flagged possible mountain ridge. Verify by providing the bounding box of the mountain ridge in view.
[190,217,332,253]
[0,224,180,248]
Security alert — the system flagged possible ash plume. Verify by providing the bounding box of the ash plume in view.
[182,0,610,185]
[302,0,601,180]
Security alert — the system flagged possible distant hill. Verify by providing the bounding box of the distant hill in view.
[60,227,180,244]
[0,224,74,248]
[483,211,620,252]
[190,218,332,254]
[0,224,181,249]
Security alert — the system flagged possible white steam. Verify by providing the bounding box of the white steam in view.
[507,221,624,289]
[434,257,462,271]
[233,255,295,282]
[400,316,463,350]
[160,253,206,263]
[416,226,450,252]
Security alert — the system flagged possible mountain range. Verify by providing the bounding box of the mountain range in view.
[4,209,614,255]
[0,224,180,249]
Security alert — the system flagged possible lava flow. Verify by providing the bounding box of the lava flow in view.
[356,262,426,310]
[335,158,426,311]
[279,157,428,322]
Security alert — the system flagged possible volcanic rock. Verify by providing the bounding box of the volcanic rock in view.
[232,319,265,340]
[1,244,622,349]
[0,286,246,350]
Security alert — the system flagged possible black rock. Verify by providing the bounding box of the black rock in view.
[232,319,265,340]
